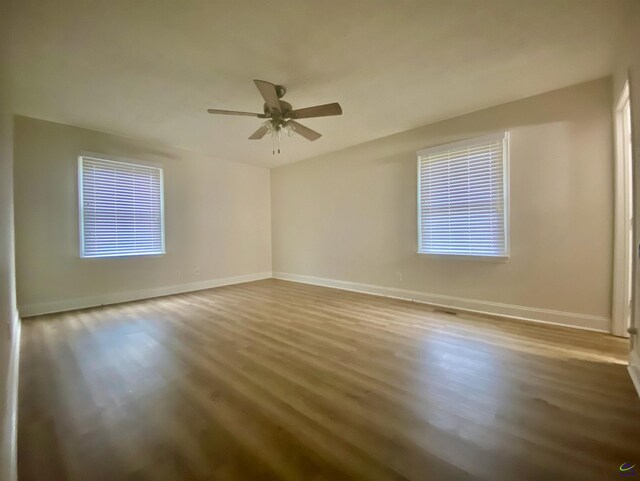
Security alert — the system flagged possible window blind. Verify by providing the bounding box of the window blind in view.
[79,156,165,258]
[417,133,508,257]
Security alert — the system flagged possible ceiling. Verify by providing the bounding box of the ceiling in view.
[8,0,632,168]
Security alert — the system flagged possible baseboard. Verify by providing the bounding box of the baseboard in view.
[19,271,273,317]
[272,272,611,333]
[1,311,20,481]
[629,350,640,399]
[21,270,613,333]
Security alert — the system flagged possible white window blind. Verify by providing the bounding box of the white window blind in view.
[79,156,165,258]
[417,133,508,257]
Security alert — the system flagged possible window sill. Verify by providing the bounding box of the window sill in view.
[417,252,509,262]
[80,251,166,260]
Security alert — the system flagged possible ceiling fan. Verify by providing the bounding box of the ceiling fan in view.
[207,79,343,154]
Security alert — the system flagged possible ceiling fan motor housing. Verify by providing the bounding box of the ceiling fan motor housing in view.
[264,100,293,125]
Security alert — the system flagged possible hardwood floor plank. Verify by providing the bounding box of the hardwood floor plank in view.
[18,279,640,481]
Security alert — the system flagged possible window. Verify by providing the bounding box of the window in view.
[417,132,508,258]
[78,155,165,258]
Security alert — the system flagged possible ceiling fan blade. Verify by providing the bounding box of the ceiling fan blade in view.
[290,102,342,119]
[207,109,264,117]
[254,79,282,113]
[289,120,321,141]
[249,124,269,140]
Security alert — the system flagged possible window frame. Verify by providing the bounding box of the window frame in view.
[78,153,166,259]
[416,132,510,261]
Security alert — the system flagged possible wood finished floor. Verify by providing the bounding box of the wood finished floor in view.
[18,279,640,481]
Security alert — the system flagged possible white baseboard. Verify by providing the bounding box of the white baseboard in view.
[20,270,613,333]
[1,311,20,481]
[19,271,273,317]
[630,350,640,399]
[272,272,611,333]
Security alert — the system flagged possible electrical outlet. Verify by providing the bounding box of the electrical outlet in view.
[195,267,200,275]
[395,271,403,282]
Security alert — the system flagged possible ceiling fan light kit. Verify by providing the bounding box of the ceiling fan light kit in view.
[207,79,342,154]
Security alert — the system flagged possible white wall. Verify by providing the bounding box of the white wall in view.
[272,78,613,332]
[0,100,18,481]
[0,2,20,479]
[14,116,272,316]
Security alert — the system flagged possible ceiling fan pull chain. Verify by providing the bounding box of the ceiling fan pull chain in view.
[271,127,281,155]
